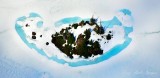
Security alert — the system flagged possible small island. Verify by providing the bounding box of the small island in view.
[51,17,113,59]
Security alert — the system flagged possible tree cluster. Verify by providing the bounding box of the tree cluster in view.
[51,17,104,59]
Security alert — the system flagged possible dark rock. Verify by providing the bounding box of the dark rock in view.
[46,42,49,45]
[106,34,112,40]
[90,17,97,25]
[93,25,104,34]
[32,36,36,39]
[79,20,85,26]
[25,24,29,27]
[85,21,90,25]
[72,23,79,29]
[32,32,36,35]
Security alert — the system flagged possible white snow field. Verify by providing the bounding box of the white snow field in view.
[0,0,160,78]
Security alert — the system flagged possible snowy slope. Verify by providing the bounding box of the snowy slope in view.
[0,0,160,78]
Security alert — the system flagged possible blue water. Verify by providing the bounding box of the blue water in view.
[120,9,132,16]
[54,17,82,27]
[17,16,27,21]
[29,12,42,18]
[54,17,91,27]
[15,10,133,67]
[37,21,43,28]
[101,16,122,30]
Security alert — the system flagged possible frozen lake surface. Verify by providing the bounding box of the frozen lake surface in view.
[15,9,133,67]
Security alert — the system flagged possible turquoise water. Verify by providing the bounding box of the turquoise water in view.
[101,16,122,30]
[54,17,82,27]
[37,21,43,28]
[120,9,132,16]
[15,9,133,67]
[54,17,91,27]
[29,12,42,18]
